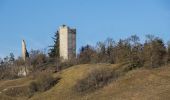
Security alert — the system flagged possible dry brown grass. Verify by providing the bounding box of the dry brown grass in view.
[83,66,170,100]
[0,64,170,100]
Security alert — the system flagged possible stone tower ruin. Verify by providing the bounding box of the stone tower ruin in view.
[59,25,76,60]
[22,40,29,61]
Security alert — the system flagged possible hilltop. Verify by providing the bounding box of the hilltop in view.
[0,64,170,100]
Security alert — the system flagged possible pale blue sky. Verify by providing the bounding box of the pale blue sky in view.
[0,0,170,58]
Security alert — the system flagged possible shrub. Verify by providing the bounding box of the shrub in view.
[28,72,60,95]
[60,58,77,70]
[5,72,60,98]
[36,73,57,92]
[0,94,15,100]
[4,86,30,97]
[28,81,38,96]
[75,67,120,92]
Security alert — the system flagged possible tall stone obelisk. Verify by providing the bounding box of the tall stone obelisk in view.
[22,40,28,61]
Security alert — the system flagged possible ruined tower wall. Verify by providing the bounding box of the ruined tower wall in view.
[22,40,28,61]
[59,26,68,60]
[59,25,76,60]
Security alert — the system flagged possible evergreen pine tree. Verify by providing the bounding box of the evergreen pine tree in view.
[49,31,60,58]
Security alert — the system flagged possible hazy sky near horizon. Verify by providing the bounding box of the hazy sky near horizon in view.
[0,0,170,58]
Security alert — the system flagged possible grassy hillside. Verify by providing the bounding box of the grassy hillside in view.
[0,64,170,100]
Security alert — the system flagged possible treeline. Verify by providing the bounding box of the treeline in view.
[0,34,169,80]
[0,50,48,79]
[77,35,170,68]
[73,35,170,93]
